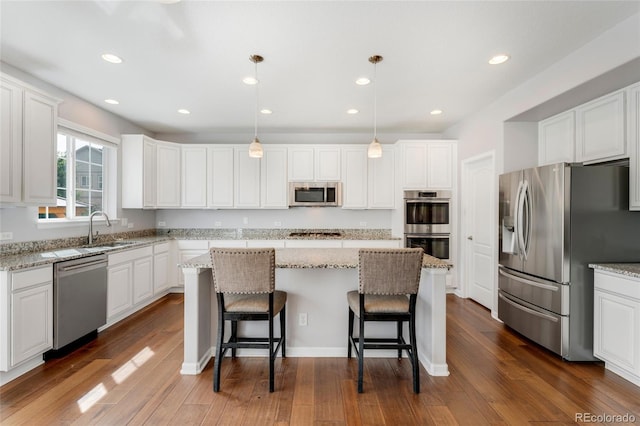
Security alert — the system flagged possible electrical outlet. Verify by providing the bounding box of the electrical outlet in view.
[359,221,367,227]
[158,221,166,227]
[0,232,13,241]
[214,221,222,227]
[274,221,282,227]
[120,217,128,226]
[128,223,134,229]
[299,313,308,327]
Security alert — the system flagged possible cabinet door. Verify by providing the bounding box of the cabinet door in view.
[208,146,234,208]
[261,147,288,208]
[315,147,341,181]
[594,288,640,373]
[538,111,575,166]
[11,283,53,367]
[143,139,157,208]
[284,240,342,248]
[133,257,153,305]
[156,142,181,207]
[234,147,260,208]
[288,147,315,181]
[427,143,453,189]
[107,263,133,319]
[576,90,626,163]
[401,143,428,189]
[154,251,169,294]
[341,146,368,209]
[22,90,58,205]
[368,146,395,208]
[181,145,208,208]
[0,79,23,203]
[628,82,640,211]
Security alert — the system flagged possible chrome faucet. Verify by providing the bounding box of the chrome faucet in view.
[88,211,111,245]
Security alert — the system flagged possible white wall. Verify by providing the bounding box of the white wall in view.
[156,208,392,230]
[0,62,157,243]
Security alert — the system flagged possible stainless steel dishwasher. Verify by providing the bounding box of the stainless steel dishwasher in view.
[52,254,108,351]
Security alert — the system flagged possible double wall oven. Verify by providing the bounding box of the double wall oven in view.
[404,190,451,261]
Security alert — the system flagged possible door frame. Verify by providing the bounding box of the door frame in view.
[460,150,497,317]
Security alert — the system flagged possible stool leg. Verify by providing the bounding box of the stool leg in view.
[347,308,354,358]
[409,313,419,394]
[213,311,225,392]
[280,305,286,358]
[269,312,275,392]
[397,320,403,359]
[231,320,238,358]
[358,314,364,393]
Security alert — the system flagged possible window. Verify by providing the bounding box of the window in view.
[39,121,118,221]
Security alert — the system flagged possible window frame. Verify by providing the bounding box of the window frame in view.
[38,119,119,226]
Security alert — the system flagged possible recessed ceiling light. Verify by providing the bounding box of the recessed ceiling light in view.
[488,54,510,65]
[243,77,258,85]
[355,77,370,86]
[104,99,119,105]
[346,109,359,114]
[430,109,443,115]
[260,109,272,114]
[178,109,190,114]
[101,53,123,64]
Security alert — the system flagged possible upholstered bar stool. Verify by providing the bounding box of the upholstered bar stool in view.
[347,248,424,393]
[210,247,287,392]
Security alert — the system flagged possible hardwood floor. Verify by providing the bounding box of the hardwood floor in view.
[1,293,639,425]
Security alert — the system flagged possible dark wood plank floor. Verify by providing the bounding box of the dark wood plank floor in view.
[1,293,639,425]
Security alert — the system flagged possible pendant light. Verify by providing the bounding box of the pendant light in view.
[367,55,383,159]
[248,54,264,158]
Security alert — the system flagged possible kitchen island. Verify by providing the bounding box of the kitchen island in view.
[179,248,451,377]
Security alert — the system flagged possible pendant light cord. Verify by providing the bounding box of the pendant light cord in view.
[254,60,259,139]
[373,60,377,140]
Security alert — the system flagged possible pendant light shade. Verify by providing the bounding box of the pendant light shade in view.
[368,55,383,158]
[248,54,264,158]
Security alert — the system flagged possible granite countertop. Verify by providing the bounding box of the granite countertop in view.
[589,263,640,279]
[181,248,452,270]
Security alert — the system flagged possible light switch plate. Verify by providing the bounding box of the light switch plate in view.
[0,232,13,241]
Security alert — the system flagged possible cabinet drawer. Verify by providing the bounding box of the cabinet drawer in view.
[108,246,153,266]
[594,270,640,301]
[177,240,209,250]
[11,265,52,291]
[154,242,170,254]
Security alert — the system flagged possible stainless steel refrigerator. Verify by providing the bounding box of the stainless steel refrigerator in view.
[498,162,640,361]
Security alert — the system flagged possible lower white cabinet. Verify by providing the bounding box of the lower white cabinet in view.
[285,240,342,248]
[107,246,153,321]
[593,269,640,386]
[153,243,171,294]
[0,265,53,371]
[342,240,401,248]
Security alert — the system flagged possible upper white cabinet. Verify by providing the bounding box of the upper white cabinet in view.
[208,146,234,208]
[288,146,341,181]
[341,145,395,209]
[575,90,626,163]
[399,140,456,189]
[627,82,640,211]
[122,135,181,209]
[181,145,208,208]
[368,146,395,209]
[1,74,60,205]
[234,147,261,208]
[261,146,288,209]
[538,111,575,166]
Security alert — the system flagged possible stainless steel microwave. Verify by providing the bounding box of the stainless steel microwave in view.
[289,182,342,207]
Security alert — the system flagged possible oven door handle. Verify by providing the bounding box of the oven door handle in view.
[404,199,450,203]
[405,234,450,238]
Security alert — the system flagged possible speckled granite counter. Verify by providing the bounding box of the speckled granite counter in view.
[589,263,640,279]
[181,248,451,270]
[180,247,450,378]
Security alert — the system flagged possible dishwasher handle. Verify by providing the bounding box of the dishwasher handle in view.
[56,259,108,277]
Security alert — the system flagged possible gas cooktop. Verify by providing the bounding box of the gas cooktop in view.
[288,232,343,238]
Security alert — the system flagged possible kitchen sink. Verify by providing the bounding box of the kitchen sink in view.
[84,241,138,249]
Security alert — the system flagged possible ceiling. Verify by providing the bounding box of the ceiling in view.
[1,1,638,138]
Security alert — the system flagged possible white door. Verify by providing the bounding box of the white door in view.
[461,152,495,310]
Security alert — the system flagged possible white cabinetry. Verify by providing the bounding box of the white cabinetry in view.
[627,82,640,211]
[285,240,342,248]
[288,146,341,181]
[153,242,171,295]
[538,111,575,166]
[122,135,181,209]
[0,265,53,371]
[342,240,401,248]
[575,90,626,163]
[261,146,288,208]
[593,269,640,387]
[341,145,395,209]
[399,141,456,189]
[181,145,208,208]
[107,246,153,322]
[234,147,261,208]
[208,146,234,208]
[1,74,60,205]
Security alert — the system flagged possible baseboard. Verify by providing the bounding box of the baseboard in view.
[0,356,44,387]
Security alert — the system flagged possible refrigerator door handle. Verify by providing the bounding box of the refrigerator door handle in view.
[499,293,559,322]
[498,267,558,292]
[521,180,532,260]
[516,180,526,259]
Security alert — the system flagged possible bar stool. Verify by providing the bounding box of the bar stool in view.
[210,247,286,392]
[347,248,424,393]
